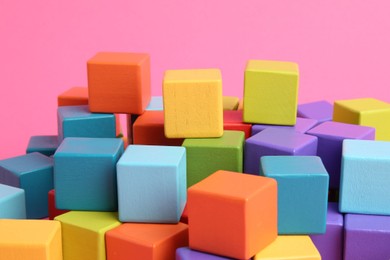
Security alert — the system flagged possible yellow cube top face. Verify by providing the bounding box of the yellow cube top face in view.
[55,211,120,232]
[164,69,222,83]
[335,98,390,113]
[246,60,299,74]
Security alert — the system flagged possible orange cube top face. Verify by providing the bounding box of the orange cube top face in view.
[188,170,277,259]
[87,52,151,114]
[58,87,89,106]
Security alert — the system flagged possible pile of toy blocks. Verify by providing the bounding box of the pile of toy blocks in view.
[1,52,390,260]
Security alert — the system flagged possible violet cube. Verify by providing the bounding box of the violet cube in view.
[310,203,344,260]
[251,117,318,136]
[176,247,235,260]
[344,213,390,260]
[297,100,333,124]
[306,121,375,188]
[244,128,318,174]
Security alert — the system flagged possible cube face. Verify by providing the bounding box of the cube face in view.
[260,156,329,234]
[188,170,277,259]
[57,105,116,141]
[146,96,164,111]
[26,135,59,157]
[223,96,239,110]
[54,138,124,211]
[176,247,233,260]
[297,100,333,124]
[223,110,252,139]
[55,211,120,260]
[333,98,390,141]
[0,219,62,260]
[340,140,390,215]
[0,184,26,219]
[183,131,244,187]
[163,69,223,138]
[117,145,186,223]
[57,87,89,106]
[251,117,318,136]
[243,60,299,125]
[344,214,390,260]
[87,52,151,114]
[106,223,188,260]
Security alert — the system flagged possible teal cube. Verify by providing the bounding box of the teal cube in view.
[260,156,329,234]
[117,145,186,223]
[0,183,26,219]
[340,140,390,215]
[182,130,244,187]
[57,105,116,141]
[54,137,124,211]
[26,135,59,156]
[0,152,53,219]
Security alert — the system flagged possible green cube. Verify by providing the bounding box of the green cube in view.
[182,130,244,187]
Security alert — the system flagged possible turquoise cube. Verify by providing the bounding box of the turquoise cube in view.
[117,145,186,223]
[54,137,124,211]
[26,135,59,156]
[0,183,26,219]
[260,156,329,234]
[340,140,390,215]
[57,105,116,141]
[0,152,53,219]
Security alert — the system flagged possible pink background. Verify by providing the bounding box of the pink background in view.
[1,0,390,159]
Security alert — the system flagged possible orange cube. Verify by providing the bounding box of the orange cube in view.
[58,87,88,106]
[188,170,277,259]
[106,222,188,260]
[87,52,151,114]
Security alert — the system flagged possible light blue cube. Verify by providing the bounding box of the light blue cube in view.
[57,105,116,141]
[54,137,124,211]
[260,156,329,234]
[340,140,390,215]
[0,183,26,219]
[117,145,186,223]
[0,152,53,219]
[146,96,164,111]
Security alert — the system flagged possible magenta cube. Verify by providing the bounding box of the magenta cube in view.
[244,128,318,174]
[251,117,318,136]
[344,213,390,260]
[310,203,344,260]
[297,100,333,125]
[306,121,375,188]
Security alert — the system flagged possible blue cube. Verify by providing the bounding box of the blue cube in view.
[340,140,390,215]
[0,183,26,219]
[57,105,116,141]
[0,152,53,219]
[117,145,186,223]
[54,137,124,211]
[260,156,329,234]
[26,135,59,156]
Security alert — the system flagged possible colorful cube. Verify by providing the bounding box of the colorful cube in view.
[0,152,53,218]
[47,189,69,220]
[183,130,244,187]
[223,110,252,139]
[297,100,333,124]
[0,183,26,219]
[244,128,318,174]
[243,60,299,125]
[306,121,375,188]
[87,52,151,114]
[344,213,390,260]
[333,98,390,141]
[0,219,62,260]
[176,247,235,260]
[251,117,318,136]
[260,156,329,234]
[54,137,124,211]
[106,222,188,260]
[57,86,88,106]
[340,140,390,215]
[188,170,277,259]
[163,69,223,138]
[223,96,239,110]
[117,145,186,223]
[57,105,116,141]
[55,211,120,260]
[310,203,344,260]
[26,135,59,156]
[254,236,321,260]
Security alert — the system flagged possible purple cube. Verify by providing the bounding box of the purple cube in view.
[306,121,375,188]
[176,247,235,260]
[297,100,333,124]
[251,117,318,136]
[244,128,318,174]
[344,214,390,260]
[310,203,344,260]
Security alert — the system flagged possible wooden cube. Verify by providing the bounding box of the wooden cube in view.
[57,87,88,106]
[0,183,26,219]
[26,135,59,156]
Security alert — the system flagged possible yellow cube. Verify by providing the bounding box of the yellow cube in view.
[254,236,320,260]
[333,98,390,141]
[55,211,121,260]
[223,96,239,110]
[0,219,62,260]
[243,60,299,125]
[163,69,223,138]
